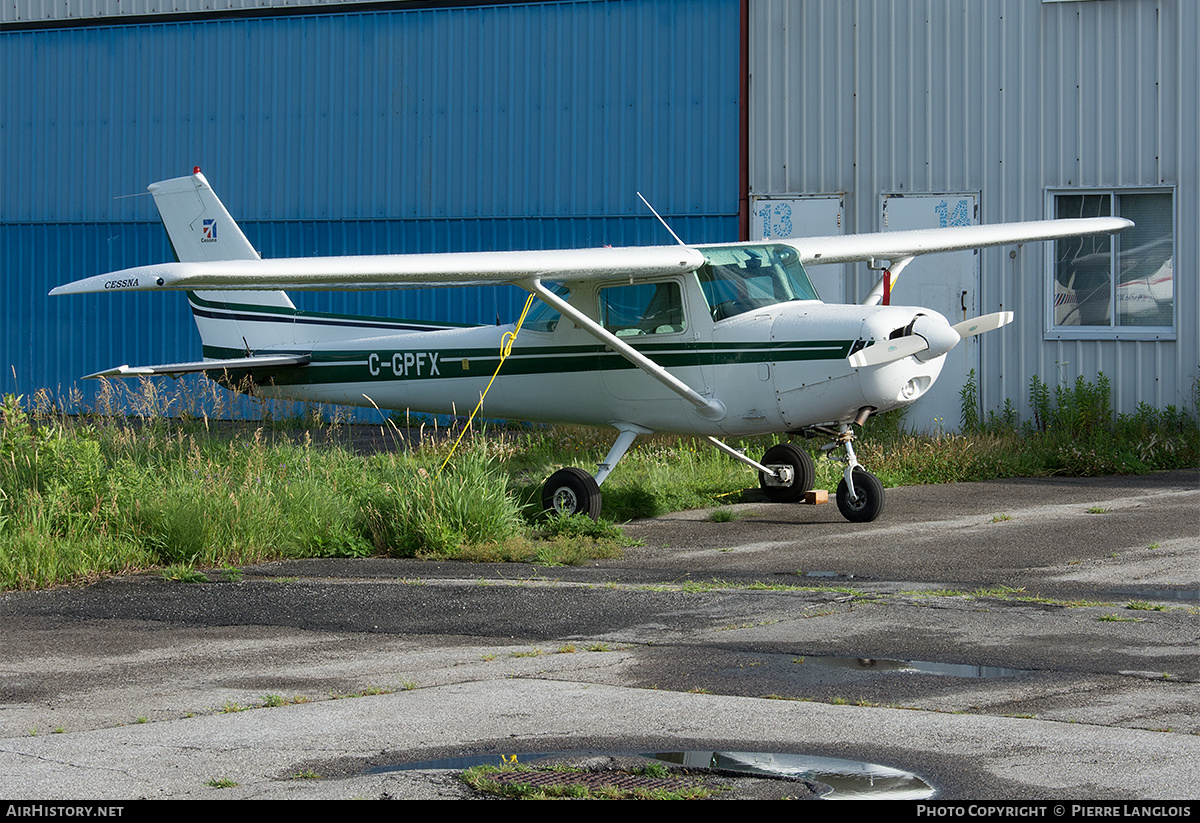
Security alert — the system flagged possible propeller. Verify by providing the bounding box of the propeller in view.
[848,311,1013,369]
[952,311,1013,338]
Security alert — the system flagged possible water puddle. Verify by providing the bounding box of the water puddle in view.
[382,750,934,799]
[796,655,1031,678]
[652,751,934,800]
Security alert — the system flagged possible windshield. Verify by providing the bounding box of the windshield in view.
[697,244,819,320]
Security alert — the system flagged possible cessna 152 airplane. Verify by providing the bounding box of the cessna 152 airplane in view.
[51,170,1131,523]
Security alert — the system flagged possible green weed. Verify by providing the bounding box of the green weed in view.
[910,585,1107,608]
[709,508,742,522]
[634,761,671,778]
[161,565,208,583]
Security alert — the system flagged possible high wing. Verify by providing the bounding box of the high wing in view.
[787,217,1134,266]
[50,216,1130,297]
[49,246,707,295]
[51,207,1130,418]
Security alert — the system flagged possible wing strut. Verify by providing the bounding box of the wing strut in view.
[522,278,726,422]
[861,256,914,307]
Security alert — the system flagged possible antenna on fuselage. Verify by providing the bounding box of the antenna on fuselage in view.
[637,192,686,246]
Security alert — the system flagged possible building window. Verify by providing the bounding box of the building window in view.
[1047,189,1175,339]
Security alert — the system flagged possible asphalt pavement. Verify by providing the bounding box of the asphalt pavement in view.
[0,469,1196,800]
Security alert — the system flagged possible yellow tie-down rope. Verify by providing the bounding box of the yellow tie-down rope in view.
[438,293,537,477]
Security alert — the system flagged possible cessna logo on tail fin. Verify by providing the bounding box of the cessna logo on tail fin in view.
[201,219,217,242]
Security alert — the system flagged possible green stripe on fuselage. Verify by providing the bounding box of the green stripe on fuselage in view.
[187,291,479,328]
[200,339,853,386]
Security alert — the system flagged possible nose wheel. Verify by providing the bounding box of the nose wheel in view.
[814,422,886,523]
[836,467,884,522]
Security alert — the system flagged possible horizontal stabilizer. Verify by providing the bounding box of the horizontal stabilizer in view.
[84,354,310,380]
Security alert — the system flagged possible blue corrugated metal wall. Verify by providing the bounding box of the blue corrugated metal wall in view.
[1,0,740,415]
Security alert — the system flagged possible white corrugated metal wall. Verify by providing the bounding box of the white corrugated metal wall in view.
[3,0,383,25]
[750,0,1197,422]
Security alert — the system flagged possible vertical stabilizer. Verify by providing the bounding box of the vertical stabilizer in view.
[149,171,263,264]
[149,170,296,353]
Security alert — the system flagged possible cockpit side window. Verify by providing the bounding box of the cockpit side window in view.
[599,281,686,337]
[697,244,820,321]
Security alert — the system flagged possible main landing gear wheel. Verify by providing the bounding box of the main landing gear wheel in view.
[836,468,885,523]
[541,467,602,520]
[758,443,816,503]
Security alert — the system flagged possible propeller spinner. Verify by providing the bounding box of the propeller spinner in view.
[849,311,1013,369]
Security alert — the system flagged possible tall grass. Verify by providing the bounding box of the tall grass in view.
[945,370,1200,481]
[829,372,1196,490]
[1,370,1195,591]
[0,389,532,590]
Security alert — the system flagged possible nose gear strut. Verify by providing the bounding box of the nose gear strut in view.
[813,421,886,523]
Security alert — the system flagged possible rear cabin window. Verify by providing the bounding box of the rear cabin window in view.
[524,284,569,332]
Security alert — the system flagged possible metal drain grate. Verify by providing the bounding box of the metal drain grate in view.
[493,770,704,792]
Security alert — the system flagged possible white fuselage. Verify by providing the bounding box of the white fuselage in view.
[246,273,946,437]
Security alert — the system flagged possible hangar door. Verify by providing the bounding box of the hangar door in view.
[878,193,981,434]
